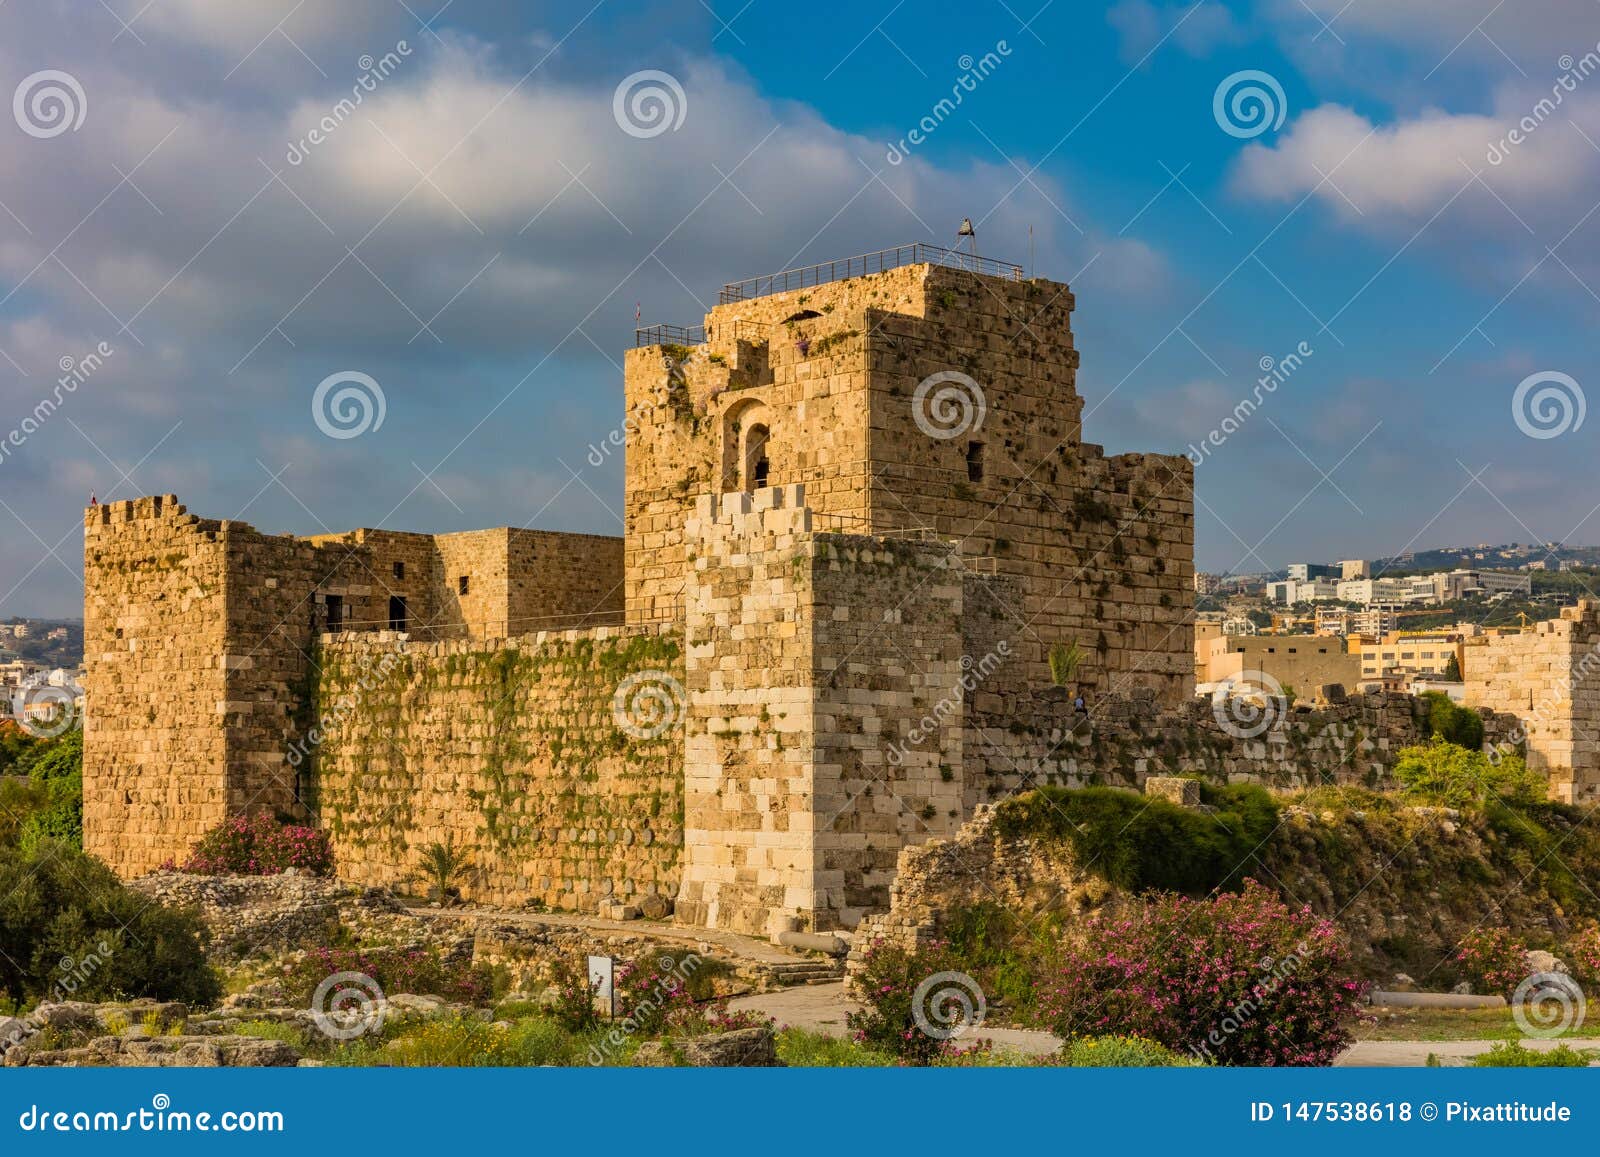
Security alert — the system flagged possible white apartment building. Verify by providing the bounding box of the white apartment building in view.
[1336,569,1530,607]
[1268,578,1342,605]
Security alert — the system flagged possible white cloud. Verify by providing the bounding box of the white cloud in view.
[1107,0,1246,63]
[0,14,1166,614]
[1230,93,1600,223]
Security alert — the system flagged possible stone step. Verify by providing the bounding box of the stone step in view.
[765,961,845,986]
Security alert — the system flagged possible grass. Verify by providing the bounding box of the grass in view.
[233,1019,311,1049]
[774,1027,1205,1068]
[310,1010,661,1068]
[775,1027,897,1067]
[1357,1002,1599,1041]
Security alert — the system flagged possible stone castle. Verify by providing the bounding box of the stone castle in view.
[79,245,1599,938]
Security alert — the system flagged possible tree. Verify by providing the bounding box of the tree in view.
[1421,691,1484,750]
[1442,654,1462,681]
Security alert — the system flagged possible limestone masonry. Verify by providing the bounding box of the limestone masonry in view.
[80,249,1600,938]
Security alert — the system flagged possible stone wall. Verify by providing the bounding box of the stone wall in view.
[311,625,683,912]
[305,526,624,639]
[1464,600,1600,803]
[810,524,968,927]
[84,495,627,879]
[964,684,1523,802]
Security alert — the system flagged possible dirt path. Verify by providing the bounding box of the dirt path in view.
[727,981,1063,1056]
[728,983,1600,1065]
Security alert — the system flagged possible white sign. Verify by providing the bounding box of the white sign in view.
[587,955,615,1017]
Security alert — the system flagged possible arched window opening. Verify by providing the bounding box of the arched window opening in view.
[746,423,771,490]
[721,398,772,493]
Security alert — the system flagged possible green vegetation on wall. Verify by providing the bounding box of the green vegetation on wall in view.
[311,631,685,905]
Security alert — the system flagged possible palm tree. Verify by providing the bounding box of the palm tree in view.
[414,838,472,905]
[1048,640,1085,688]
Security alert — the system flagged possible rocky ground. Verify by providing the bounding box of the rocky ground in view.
[2,870,825,1068]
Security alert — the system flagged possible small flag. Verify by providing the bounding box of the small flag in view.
[957,217,975,238]
[635,303,641,324]
[89,491,97,506]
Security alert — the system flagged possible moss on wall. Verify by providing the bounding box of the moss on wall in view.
[311,628,684,911]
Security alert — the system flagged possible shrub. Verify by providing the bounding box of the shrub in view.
[1421,691,1485,751]
[412,838,471,903]
[0,841,221,1007]
[0,777,48,847]
[941,901,1054,1015]
[992,783,1279,895]
[1453,927,1529,997]
[609,951,702,1036]
[1393,740,1544,808]
[1033,880,1365,1066]
[547,953,602,1033]
[1473,1040,1593,1067]
[846,940,983,1065]
[171,812,333,876]
[0,730,83,854]
[0,719,40,775]
[1564,923,1600,984]
[283,946,492,1008]
[502,1016,586,1065]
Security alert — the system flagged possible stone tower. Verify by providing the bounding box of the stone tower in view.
[623,251,1195,708]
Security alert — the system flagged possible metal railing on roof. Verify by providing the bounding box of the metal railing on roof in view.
[718,241,1024,303]
[634,323,706,348]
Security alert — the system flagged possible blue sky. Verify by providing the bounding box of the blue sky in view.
[2,0,1598,616]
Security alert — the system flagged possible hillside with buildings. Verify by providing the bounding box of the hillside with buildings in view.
[0,617,83,669]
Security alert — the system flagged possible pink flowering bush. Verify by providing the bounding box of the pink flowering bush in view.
[548,952,604,1032]
[1453,927,1530,997]
[1564,924,1600,984]
[847,940,982,1065]
[167,812,333,876]
[547,948,736,1038]
[1032,881,1366,1066]
[285,946,492,1006]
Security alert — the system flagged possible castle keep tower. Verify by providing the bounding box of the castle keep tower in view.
[624,245,1195,707]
